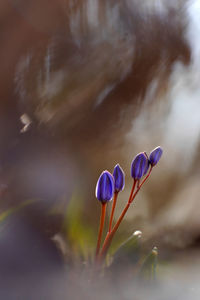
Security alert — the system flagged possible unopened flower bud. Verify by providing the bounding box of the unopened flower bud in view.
[131,152,148,180]
[95,171,114,203]
[113,164,125,192]
[143,152,149,175]
[149,146,163,166]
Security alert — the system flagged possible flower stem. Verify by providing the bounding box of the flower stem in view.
[108,192,118,233]
[95,203,107,258]
[99,167,153,261]
[141,165,153,186]
[130,166,153,202]
[99,180,136,260]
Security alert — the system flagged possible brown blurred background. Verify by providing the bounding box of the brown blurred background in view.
[1,0,200,298]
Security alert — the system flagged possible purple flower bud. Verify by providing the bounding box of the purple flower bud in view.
[113,164,125,192]
[149,146,163,166]
[131,152,149,180]
[95,171,114,203]
[143,152,150,175]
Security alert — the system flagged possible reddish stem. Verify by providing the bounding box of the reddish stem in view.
[95,203,107,258]
[99,167,153,260]
[108,192,118,233]
[99,180,136,260]
[130,166,153,202]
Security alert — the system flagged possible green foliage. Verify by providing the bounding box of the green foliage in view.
[63,192,96,261]
[107,230,158,281]
[110,230,142,270]
[0,200,34,224]
[139,246,158,281]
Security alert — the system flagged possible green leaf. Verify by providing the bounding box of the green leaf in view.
[109,230,142,270]
[139,246,158,281]
[0,200,35,224]
[63,191,96,261]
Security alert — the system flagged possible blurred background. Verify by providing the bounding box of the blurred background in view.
[0,0,200,299]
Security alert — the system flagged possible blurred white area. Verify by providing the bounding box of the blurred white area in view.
[186,0,200,65]
[119,0,200,237]
[126,0,200,165]
[69,0,125,44]
[165,0,200,161]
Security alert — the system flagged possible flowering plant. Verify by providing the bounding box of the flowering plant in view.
[95,146,163,269]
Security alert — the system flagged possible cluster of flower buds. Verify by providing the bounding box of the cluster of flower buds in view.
[95,146,163,261]
[131,146,163,180]
[96,146,163,203]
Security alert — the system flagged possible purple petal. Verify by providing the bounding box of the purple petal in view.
[149,146,163,166]
[113,164,125,192]
[95,171,114,203]
[131,152,148,180]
